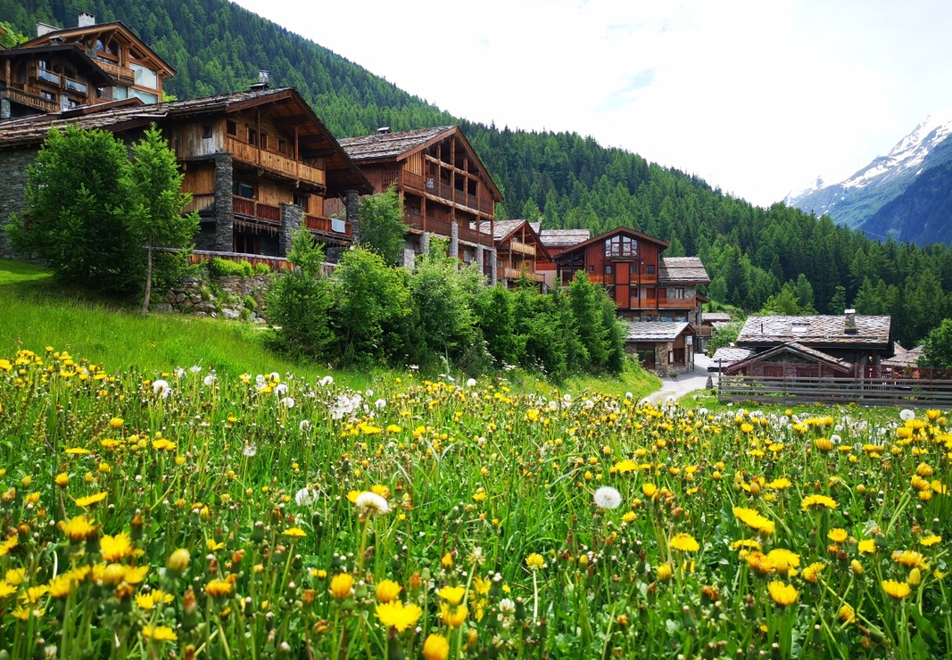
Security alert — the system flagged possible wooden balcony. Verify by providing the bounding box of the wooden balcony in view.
[0,86,58,113]
[658,297,696,309]
[183,193,215,215]
[233,197,280,225]
[499,266,544,282]
[402,170,493,216]
[305,214,352,238]
[459,224,494,247]
[94,58,135,85]
[226,137,325,187]
[503,239,536,257]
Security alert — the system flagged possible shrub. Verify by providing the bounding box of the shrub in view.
[209,258,253,277]
[253,262,271,275]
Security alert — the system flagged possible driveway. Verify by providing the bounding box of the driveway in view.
[641,353,716,406]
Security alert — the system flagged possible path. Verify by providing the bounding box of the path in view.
[641,353,716,406]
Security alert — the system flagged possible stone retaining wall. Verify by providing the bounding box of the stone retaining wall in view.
[151,273,272,322]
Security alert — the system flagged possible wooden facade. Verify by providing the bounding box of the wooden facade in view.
[335,126,502,278]
[493,220,551,286]
[21,16,174,106]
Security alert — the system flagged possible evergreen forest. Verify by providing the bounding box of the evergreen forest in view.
[4,0,952,347]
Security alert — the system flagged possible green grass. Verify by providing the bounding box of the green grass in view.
[0,258,661,398]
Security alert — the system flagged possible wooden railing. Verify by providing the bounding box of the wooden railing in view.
[505,239,536,257]
[498,267,543,282]
[401,170,493,216]
[305,214,352,237]
[226,137,325,186]
[658,297,696,309]
[94,58,135,85]
[233,197,280,225]
[183,193,215,214]
[189,250,293,272]
[0,86,58,113]
[459,224,494,247]
[719,374,952,407]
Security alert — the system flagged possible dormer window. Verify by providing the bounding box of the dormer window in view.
[791,322,809,334]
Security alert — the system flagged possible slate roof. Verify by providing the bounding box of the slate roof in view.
[737,315,892,348]
[723,342,854,375]
[710,347,753,364]
[702,312,733,323]
[625,321,693,343]
[538,228,591,248]
[659,256,710,284]
[338,126,453,162]
[883,344,924,367]
[493,219,526,240]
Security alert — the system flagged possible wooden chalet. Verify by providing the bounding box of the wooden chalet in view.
[625,321,696,376]
[493,220,552,287]
[553,227,710,326]
[0,86,372,263]
[333,126,503,279]
[21,13,174,106]
[531,224,591,289]
[727,311,894,377]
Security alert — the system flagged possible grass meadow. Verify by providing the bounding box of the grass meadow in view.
[0,259,949,659]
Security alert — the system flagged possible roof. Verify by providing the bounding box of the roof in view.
[659,256,710,284]
[736,314,892,348]
[724,342,854,375]
[702,312,733,323]
[0,87,372,195]
[339,125,502,202]
[22,21,175,77]
[555,226,669,262]
[493,219,553,263]
[883,344,924,367]
[538,228,591,248]
[710,347,753,364]
[625,321,693,343]
[0,43,114,88]
[492,219,526,240]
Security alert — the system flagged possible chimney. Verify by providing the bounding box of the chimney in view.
[844,308,857,334]
[77,12,96,28]
[249,70,270,91]
[377,126,391,135]
[36,21,59,37]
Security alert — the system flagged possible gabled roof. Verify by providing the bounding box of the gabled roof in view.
[702,312,733,323]
[339,125,503,202]
[0,87,372,195]
[736,315,892,349]
[625,321,694,343]
[492,219,552,262]
[659,256,710,284]
[22,21,175,78]
[538,228,591,248]
[883,344,924,367]
[710,346,753,364]
[0,43,114,88]
[554,226,669,262]
[724,342,854,375]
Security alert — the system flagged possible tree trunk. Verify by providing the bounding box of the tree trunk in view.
[141,238,153,316]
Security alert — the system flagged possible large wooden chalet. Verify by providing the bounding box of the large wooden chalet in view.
[0,87,372,263]
[332,126,502,279]
[553,227,710,325]
[531,225,591,290]
[493,219,551,287]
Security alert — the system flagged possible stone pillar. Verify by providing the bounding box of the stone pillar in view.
[420,231,431,257]
[475,245,484,277]
[213,153,234,252]
[402,248,416,270]
[345,190,360,243]
[0,147,38,259]
[655,342,669,378]
[279,202,304,257]
[449,222,459,260]
[0,99,10,121]
[488,248,498,285]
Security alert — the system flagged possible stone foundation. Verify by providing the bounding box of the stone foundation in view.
[151,272,272,322]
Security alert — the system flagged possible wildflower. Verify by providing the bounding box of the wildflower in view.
[0,581,15,598]
[731,539,762,552]
[526,553,545,570]
[100,532,133,561]
[136,590,174,609]
[109,417,124,429]
[613,459,638,474]
[142,625,177,641]
[65,448,91,456]
[909,568,922,586]
[47,574,77,598]
[441,552,454,568]
[838,603,856,624]
[354,491,390,515]
[851,560,864,575]
[801,494,837,512]
[242,444,257,457]
[330,573,355,599]
[767,581,798,606]
[55,472,69,487]
[766,477,791,490]
[656,563,673,580]
[593,486,622,510]
[284,527,306,538]
[206,579,234,597]
[74,491,108,507]
[423,633,450,660]
[802,562,826,584]
[375,580,402,602]
[766,549,800,575]
[438,585,466,605]
[167,548,190,573]
[295,487,318,507]
[732,507,775,535]
[59,515,96,542]
[152,379,171,397]
[642,483,659,499]
[670,533,700,553]
[882,580,911,599]
[899,409,915,421]
[439,602,468,627]
[828,528,848,543]
[858,539,876,554]
[376,600,423,632]
[892,550,929,569]
[920,535,942,547]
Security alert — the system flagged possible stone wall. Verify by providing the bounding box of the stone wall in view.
[0,147,39,259]
[151,273,272,322]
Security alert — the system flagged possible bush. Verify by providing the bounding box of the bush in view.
[253,262,271,275]
[209,258,253,277]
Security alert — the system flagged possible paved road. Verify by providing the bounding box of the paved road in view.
[641,353,716,406]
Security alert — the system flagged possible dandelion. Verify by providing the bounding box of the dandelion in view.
[838,603,856,624]
[801,494,837,512]
[526,553,545,570]
[142,625,177,641]
[100,532,133,561]
[828,528,848,544]
[767,581,798,606]
[656,563,673,580]
[899,409,915,421]
[242,444,257,457]
[206,579,234,597]
[466,378,477,387]
[295,487,318,507]
[59,515,96,542]
[167,548,190,573]
[670,533,700,553]
[284,527,306,538]
[152,379,171,397]
[858,539,876,554]
[279,397,295,409]
[802,562,826,583]
[375,580,402,602]
[376,600,423,632]
[593,486,622,510]
[299,419,312,432]
[319,375,334,386]
[438,585,466,605]
[439,602,468,627]
[74,491,108,508]
[882,580,911,599]
[423,633,450,660]
[354,491,389,515]
[330,573,355,599]
[732,507,776,535]
[892,550,929,569]
[109,417,124,429]
[920,535,942,547]
[136,590,174,610]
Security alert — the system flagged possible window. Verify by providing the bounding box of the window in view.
[646,288,656,299]
[202,124,213,139]
[129,62,158,90]
[630,263,639,275]
[260,133,269,150]
[671,287,685,299]
[226,121,237,136]
[646,264,656,275]
[588,265,595,273]
[129,88,158,104]
[605,265,612,275]
[248,128,257,146]
[232,180,255,199]
[293,194,309,211]
[604,234,637,257]
[278,139,288,154]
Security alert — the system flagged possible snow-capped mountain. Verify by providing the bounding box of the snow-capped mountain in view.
[785,108,952,234]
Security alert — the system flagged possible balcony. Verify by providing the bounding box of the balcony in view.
[226,137,325,187]
[459,224,494,247]
[183,193,215,215]
[658,297,697,309]
[402,170,493,216]
[504,239,536,257]
[0,86,58,113]
[37,69,60,85]
[233,197,280,225]
[95,58,136,85]
[65,78,87,94]
[305,214,352,237]
[499,267,543,283]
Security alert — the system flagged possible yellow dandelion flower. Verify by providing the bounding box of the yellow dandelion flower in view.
[731,539,762,551]
[55,472,69,487]
[109,417,124,429]
[74,491,107,507]
[858,539,876,554]
[892,550,929,569]
[65,448,91,456]
[670,533,700,553]
[100,532,133,562]
[142,625,177,642]
[766,549,800,575]
[375,580,402,603]
[838,603,856,624]
[613,459,638,474]
[329,573,354,599]
[732,507,776,535]
[920,535,942,547]
[882,580,911,599]
[422,633,450,660]
[767,477,792,490]
[439,602,468,627]
[801,494,837,511]
[767,581,798,606]
[206,579,234,597]
[802,562,826,584]
[284,527,306,538]
[828,528,848,543]
[375,600,423,632]
[656,563,673,580]
[0,581,15,598]
[525,553,545,570]
[438,585,466,605]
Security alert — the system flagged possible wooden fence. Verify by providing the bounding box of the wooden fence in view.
[718,374,952,407]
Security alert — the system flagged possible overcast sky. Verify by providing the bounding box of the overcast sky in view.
[233,0,952,207]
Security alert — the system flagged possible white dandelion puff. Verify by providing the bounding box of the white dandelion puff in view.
[354,491,389,515]
[593,486,622,510]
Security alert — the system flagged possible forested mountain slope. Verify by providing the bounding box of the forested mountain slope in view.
[4,0,951,347]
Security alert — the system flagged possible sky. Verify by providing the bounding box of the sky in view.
[231,0,952,207]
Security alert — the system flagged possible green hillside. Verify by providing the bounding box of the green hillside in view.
[3,0,952,346]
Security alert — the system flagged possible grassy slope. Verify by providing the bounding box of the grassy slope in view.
[0,259,660,397]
